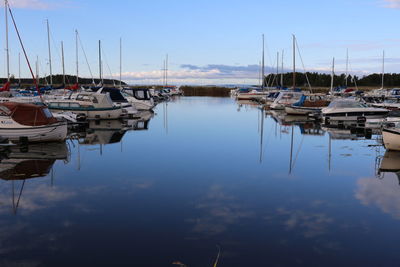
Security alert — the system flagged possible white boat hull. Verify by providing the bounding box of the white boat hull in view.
[285,106,321,115]
[0,122,67,143]
[383,128,400,151]
[50,108,122,120]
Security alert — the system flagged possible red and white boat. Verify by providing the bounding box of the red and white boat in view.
[0,102,67,143]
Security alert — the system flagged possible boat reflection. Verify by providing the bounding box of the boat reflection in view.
[322,126,378,140]
[0,142,69,214]
[378,150,400,184]
[267,110,324,136]
[0,142,69,180]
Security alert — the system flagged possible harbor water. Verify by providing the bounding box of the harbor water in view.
[0,97,399,266]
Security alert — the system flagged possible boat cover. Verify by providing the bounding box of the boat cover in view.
[0,102,58,126]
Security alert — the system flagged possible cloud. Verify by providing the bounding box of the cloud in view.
[356,174,400,218]
[110,64,289,84]
[186,185,255,236]
[276,208,333,238]
[3,0,65,10]
[382,0,400,8]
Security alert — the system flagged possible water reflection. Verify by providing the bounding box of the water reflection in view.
[0,142,69,214]
[1,97,400,266]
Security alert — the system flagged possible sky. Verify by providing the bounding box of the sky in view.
[2,0,400,85]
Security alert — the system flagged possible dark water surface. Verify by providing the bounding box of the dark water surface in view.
[0,97,399,266]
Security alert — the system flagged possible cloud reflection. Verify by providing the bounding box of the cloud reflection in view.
[356,174,400,218]
[187,185,254,236]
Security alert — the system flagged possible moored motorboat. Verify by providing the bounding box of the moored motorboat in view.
[0,102,67,143]
[285,94,331,115]
[46,92,123,120]
[122,88,155,110]
[322,99,389,125]
[270,91,303,110]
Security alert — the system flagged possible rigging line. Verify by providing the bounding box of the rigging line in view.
[294,38,312,93]
[100,46,116,86]
[7,3,42,101]
[37,59,49,85]
[347,61,359,90]
[76,31,95,84]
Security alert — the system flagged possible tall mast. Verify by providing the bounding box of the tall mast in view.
[46,19,53,85]
[75,30,78,84]
[119,37,122,87]
[18,52,20,85]
[280,50,284,87]
[163,59,165,88]
[381,50,385,89]
[35,55,39,83]
[98,40,102,84]
[61,41,65,85]
[345,49,348,87]
[330,57,335,93]
[5,0,10,81]
[166,54,168,87]
[261,34,265,90]
[276,51,279,86]
[259,61,261,87]
[292,35,296,90]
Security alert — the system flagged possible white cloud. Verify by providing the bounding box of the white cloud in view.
[356,174,400,218]
[382,0,400,8]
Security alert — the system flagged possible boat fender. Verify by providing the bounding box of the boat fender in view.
[77,114,86,122]
[357,116,366,123]
[325,117,330,125]
[19,136,29,145]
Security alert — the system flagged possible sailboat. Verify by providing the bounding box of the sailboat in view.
[284,57,333,115]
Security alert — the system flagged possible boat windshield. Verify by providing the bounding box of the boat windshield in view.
[42,108,53,118]
[327,101,368,108]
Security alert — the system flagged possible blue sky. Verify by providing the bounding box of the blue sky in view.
[3,0,400,84]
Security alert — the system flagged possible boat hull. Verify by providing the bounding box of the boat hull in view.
[0,122,67,143]
[285,106,321,115]
[383,128,400,151]
[49,107,122,120]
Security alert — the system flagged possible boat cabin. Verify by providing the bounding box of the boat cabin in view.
[122,88,152,101]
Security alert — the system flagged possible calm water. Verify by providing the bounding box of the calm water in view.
[0,97,399,266]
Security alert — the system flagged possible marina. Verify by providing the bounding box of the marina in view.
[2,0,400,265]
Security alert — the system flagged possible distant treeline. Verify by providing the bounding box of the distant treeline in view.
[265,72,399,87]
[0,74,126,86]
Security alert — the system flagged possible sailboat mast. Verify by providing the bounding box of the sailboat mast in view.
[382,50,385,89]
[261,34,265,90]
[345,49,348,87]
[166,54,168,87]
[61,41,65,85]
[330,57,335,93]
[18,52,20,84]
[292,35,296,90]
[75,30,79,84]
[99,40,102,84]
[46,19,53,85]
[276,51,279,86]
[119,37,122,87]
[281,50,284,87]
[5,0,10,81]
[36,55,39,83]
